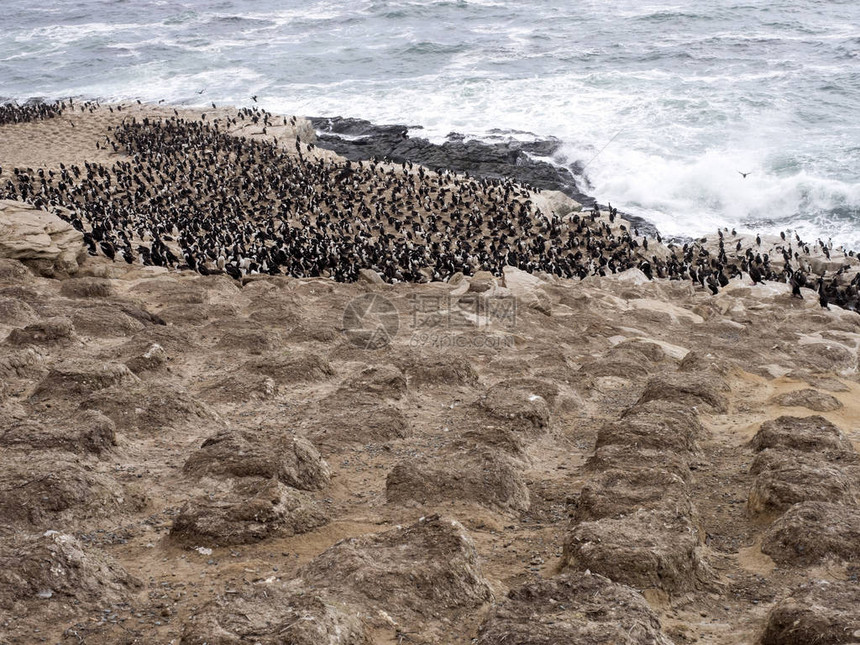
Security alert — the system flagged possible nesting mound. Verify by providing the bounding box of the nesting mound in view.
[572,467,692,522]
[309,391,410,452]
[750,415,855,455]
[299,515,493,620]
[597,401,703,456]
[760,580,860,645]
[477,572,673,645]
[170,477,327,547]
[30,360,139,403]
[585,444,693,482]
[761,502,860,565]
[81,382,217,434]
[636,371,730,413]
[241,350,335,385]
[181,589,369,645]
[475,379,552,432]
[773,388,843,412]
[342,364,407,399]
[0,410,116,455]
[385,449,529,512]
[70,305,145,338]
[562,510,710,594]
[747,458,857,517]
[5,317,78,347]
[184,430,330,491]
[0,453,141,528]
[0,531,139,611]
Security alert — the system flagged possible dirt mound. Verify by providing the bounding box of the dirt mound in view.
[0,453,143,527]
[81,382,218,435]
[585,444,693,482]
[71,305,145,338]
[773,388,843,412]
[385,449,529,512]
[195,373,277,403]
[184,430,330,491]
[748,458,857,517]
[0,531,140,611]
[790,341,856,373]
[0,295,38,327]
[595,401,703,456]
[309,392,410,452]
[342,363,407,399]
[181,589,369,645]
[299,515,493,620]
[750,415,855,454]
[760,580,860,645]
[476,571,673,645]
[0,345,48,381]
[572,467,692,522]
[636,371,730,413]
[5,317,78,346]
[30,360,139,404]
[760,502,860,565]
[241,350,335,385]
[749,448,858,477]
[562,510,710,594]
[170,477,327,547]
[1,410,116,455]
[398,352,480,388]
[124,342,167,375]
[214,328,279,355]
[59,277,116,299]
[476,379,552,431]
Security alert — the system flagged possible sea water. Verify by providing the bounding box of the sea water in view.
[2,0,859,248]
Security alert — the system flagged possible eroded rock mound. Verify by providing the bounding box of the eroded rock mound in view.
[477,572,674,645]
[760,580,860,645]
[0,200,85,276]
[398,352,480,388]
[184,430,330,491]
[385,449,529,512]
[761,502,860,565]
[299,515,493,619]
[59,277,116,299]
[181,589,370,645]
[171,477,327,547]
[562,510,710,594]
[0,531,140,611]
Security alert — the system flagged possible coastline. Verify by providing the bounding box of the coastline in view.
[1,99,860,644]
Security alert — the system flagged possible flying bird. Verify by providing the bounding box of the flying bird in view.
[738,171,752,178]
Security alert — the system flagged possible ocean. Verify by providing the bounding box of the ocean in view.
[2,0,859,249]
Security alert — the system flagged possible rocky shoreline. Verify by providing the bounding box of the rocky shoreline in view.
[310,115,661,237]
